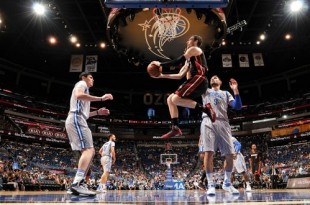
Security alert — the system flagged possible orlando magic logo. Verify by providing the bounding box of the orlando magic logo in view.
[139,9,190,59]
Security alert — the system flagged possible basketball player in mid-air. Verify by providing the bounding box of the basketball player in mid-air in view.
[231,136,252,192]
[65,71,113,196]
[97,133,117,193]
[200,75,242,195]
[150,35,216,139]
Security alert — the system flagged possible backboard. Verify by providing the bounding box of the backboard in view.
[160,153,178,164]
[104,0,229,8]
[106,7,227,62]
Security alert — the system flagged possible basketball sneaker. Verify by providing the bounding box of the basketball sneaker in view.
[70,179,96,196]
[200,170,206,182]
[206,184,216,195]
[197,171,206,190]
[202,103,216,122]
[96,184,107,193]
[160,126,182,139]
[222,183,240,195]
[66,188,73,194]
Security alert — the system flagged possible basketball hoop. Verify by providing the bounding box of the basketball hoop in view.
[153,8,181,38]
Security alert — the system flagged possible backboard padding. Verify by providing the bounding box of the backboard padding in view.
[104,0,229,8]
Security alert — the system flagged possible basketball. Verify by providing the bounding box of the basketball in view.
[147,63,162,77]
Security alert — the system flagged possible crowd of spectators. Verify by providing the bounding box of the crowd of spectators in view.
[0,88,309,191]
[0,134,309,191]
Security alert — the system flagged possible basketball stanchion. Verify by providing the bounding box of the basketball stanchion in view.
[164,158,174,190]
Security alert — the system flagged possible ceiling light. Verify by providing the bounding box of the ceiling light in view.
[100,42,106,48]
[259,34,266,40]
[285,33,292,40]
[33,3,46,16]
[256,41,261,45]
[48,36,57,45]
[290,0,303,12]
[70,35,78,43]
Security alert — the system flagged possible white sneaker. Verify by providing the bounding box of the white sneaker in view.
[245,186,252,192]
[70,179,96,196]
[206,184,216,195]
[222,183,239,195]
[96,184,107,193]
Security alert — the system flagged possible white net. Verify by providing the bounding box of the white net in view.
[165,158,172,168]
[166,161,172,169]
[153,8,181,38]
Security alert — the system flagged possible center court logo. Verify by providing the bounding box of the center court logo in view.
[139,9,190,59]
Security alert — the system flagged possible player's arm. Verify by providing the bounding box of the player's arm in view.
[154,47,201,68]
[257,153,262,174]
[233,140,242,153]
[249,158,253,173]
[89,107,110,118]
[228,79,242,110]
[198,135,202,147]
[75,86,113,102]
[258,162,262,174]
[185,60,192,80]
[160,62,190,79]
[150,59,189,79]
[75,87,101,102]
[111,145,116,165]
[99,147,103,157]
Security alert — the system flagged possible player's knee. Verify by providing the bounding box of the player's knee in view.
[171,94,181,104]
[88,147,96,157]
[167,94,174,103]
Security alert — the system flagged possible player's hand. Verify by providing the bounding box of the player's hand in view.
[229,78,238,91]
[151,61,161,67]
[97,107,110,116]
[101,93,113,101]
[233,153,237,160]
[151,72,163,79]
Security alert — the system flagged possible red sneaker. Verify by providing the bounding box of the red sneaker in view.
[161,127,182,139]
[203,103,216,122]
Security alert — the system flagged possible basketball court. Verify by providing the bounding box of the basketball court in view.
[0,189,309,204]
[0,1,308,204]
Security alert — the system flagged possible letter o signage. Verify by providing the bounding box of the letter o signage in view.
[143,93,170,106]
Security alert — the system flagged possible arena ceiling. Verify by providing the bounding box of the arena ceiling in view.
[0,0,310,93]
